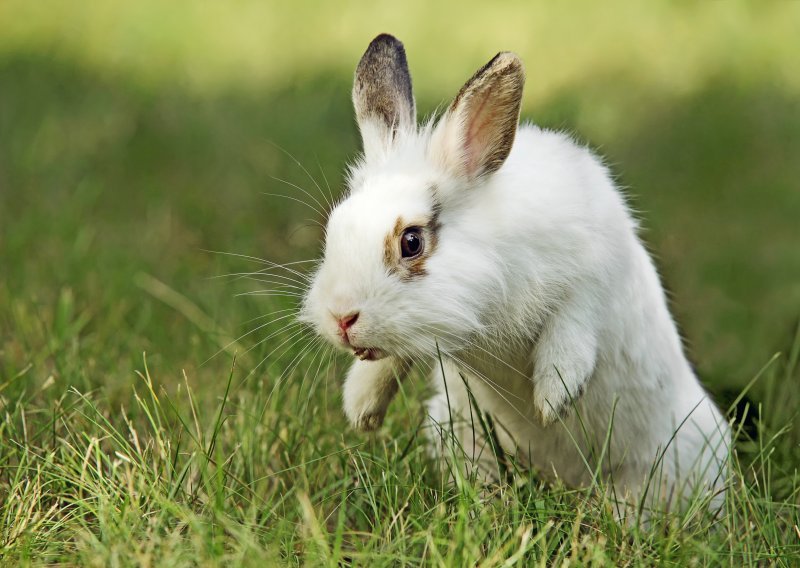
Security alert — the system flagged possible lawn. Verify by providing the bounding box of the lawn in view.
[1,1,799,565]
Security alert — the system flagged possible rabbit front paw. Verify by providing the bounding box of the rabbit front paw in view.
[532,300,598,426]
[342,357,407,432]
[533,365,589,426]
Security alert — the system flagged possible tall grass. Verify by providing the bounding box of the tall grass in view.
[1,311,799,564]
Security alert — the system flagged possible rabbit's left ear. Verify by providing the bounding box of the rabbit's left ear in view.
[353,34,416,158]
[433,52,524,179]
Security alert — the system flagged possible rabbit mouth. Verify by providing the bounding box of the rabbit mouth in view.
[353,347,386,361]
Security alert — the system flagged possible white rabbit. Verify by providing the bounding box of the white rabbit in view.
[300,34,730,514]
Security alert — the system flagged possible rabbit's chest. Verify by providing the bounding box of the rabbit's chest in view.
[455,344,536,408]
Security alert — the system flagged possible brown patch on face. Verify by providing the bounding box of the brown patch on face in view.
[383,212,440,281]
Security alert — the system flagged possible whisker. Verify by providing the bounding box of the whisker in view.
[439,348,536,428]
[262,191,325,219]
[445,350,522,401]
[235,291,305,299]
[240,320,307,359]
[299,342,337,420]
[417,323,533,384]
[267,141,334,212]
[238,325,312,389]
[268,174,328,217]
[406,327,529,412]
[287,220,326,242]
[215,272,311,290]
[200,311,300,366]
[314,155,338,209]
[293,337,328,403]
[206,248,318,288]
[434,346,526,402]
[268,335,324,403]
[302,218,327,231]
[301,342,337,417]
[265,334,320,392]
[202,248,275,265]
[254,336,321,426]
[240,306,298,326]
[250,259,315,284]
[210,258,318,280]
[234,277,309,293]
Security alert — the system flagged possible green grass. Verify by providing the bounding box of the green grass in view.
[2,2,800,565]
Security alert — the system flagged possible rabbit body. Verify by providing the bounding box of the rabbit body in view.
[301,34,730,512]
[429,129,731,514]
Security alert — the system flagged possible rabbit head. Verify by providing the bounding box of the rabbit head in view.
[301,34,525,361]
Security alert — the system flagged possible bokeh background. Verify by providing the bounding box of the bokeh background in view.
[2,1,798,394]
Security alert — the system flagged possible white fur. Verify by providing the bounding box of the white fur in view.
[301,45,730,516]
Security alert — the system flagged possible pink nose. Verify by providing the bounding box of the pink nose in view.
[337,312,359,334]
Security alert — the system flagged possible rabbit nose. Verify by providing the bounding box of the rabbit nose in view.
[337,312,359,333]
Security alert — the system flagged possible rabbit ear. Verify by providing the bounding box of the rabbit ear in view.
[433,52,524,179]
[353,34,416,157]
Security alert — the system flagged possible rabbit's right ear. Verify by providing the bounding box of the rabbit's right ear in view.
[353,34,416,159]
[432,52,524,180]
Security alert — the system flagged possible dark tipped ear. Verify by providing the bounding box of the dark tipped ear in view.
[352,34,416,157]
[433,52,524,179]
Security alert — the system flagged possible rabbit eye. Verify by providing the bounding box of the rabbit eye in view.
[400,228,424,258]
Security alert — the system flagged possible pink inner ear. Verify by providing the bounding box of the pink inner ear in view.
[463,87,498,176]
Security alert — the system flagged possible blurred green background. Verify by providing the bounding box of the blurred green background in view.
[1,0,799,411]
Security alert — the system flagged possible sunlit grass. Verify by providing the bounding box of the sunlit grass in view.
[1,297,799,564]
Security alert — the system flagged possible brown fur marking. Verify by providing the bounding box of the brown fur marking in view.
[383,213,440,280]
